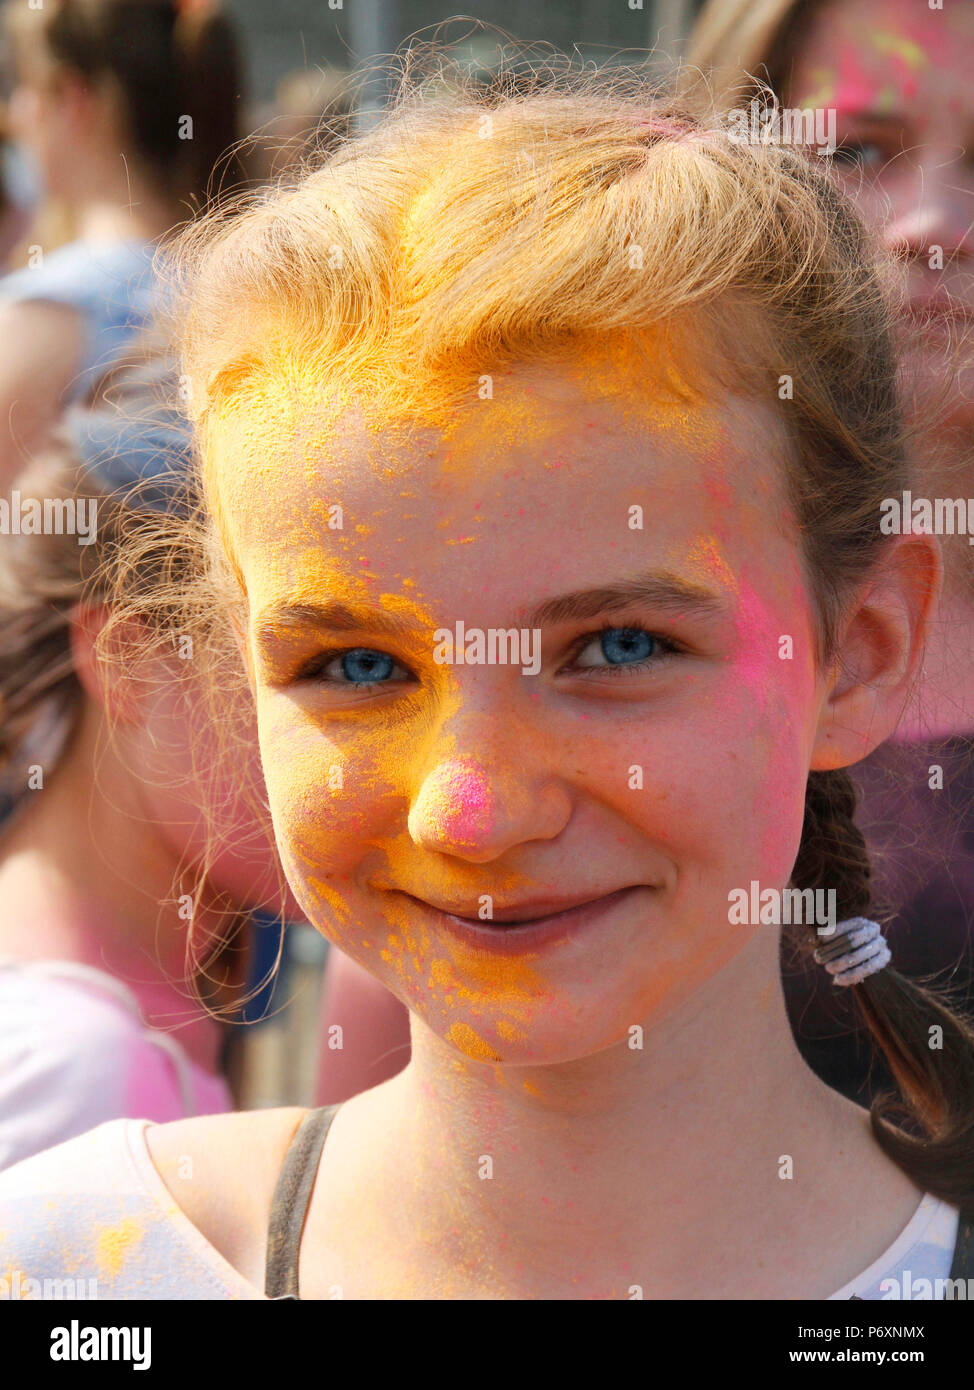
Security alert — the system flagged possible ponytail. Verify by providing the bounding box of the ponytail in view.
[792,768,974,1208]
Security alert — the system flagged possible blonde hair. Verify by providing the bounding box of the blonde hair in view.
[151,44,974,1201]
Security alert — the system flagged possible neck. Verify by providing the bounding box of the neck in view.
[337,927,920,1298]
[75,198,174,245]
[64,154,180,244]
[0,704,234,1075]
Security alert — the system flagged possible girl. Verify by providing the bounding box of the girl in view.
[0,54,971,1299]
[0,0,243,486]
[689,0,974,1108]
[0,344,294,1168]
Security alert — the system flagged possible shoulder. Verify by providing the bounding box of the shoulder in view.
[145,1107,311,1281]
[0,1116,272,1299]
[0,969,192,1166]
[0,1120,148,1296]
[0,964,144,1070]
[0,239,154,308]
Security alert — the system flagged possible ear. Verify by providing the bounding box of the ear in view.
[810,534,942,771]
[68,604,145,726]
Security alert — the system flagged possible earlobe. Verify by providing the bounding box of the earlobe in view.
[809,534,941,771]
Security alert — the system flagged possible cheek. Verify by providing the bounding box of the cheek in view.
[257,692,404,927]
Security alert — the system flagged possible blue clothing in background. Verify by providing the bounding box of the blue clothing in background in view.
[0,239,159,402]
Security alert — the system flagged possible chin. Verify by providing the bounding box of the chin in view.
[401,989,658,1069]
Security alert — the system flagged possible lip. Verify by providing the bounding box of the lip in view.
[398,884,649,954]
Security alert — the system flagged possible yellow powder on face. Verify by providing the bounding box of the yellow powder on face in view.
[496,1019,525,1042]
[447,1022,502,1061]
[96,1218,144,1279]
[684,534,740,597]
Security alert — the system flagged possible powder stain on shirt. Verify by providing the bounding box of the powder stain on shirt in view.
[96,1216,145,1279]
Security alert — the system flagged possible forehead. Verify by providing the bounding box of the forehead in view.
[208,354,799,619]
[791,0,974,108]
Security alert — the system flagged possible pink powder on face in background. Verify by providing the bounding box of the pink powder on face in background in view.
[832,44,883,112]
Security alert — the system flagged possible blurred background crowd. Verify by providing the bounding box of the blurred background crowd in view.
[0,0,971,1169]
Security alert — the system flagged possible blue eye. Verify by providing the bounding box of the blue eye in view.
[303,646,408,686]
[338,648,395,683]
[832,140,884,169]
[573,626,665,672]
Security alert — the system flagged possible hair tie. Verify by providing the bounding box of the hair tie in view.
[813,917,891,987]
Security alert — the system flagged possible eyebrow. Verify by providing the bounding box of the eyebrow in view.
[255,571,728,648]
[522,571,729,628]
[255,601,415,648]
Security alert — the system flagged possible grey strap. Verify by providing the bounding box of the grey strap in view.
[264,1104,342,1300]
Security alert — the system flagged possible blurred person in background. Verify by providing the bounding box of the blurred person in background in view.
[244,65,353,186]
[689,0,974,1105]
[0,0,245,489]
[0,106,39,270]
[0,337,297,1169]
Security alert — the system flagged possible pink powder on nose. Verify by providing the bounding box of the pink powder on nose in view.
[419,761,495,846]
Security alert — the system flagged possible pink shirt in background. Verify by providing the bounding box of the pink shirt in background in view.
[0,959,232,1171]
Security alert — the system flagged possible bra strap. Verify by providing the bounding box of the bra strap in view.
[265,1104,342,1300]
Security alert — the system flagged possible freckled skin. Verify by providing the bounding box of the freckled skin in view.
[215,356,829,1068]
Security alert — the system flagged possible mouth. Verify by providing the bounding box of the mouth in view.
[397,884,650,952]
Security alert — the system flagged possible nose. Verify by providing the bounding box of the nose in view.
[407,737,572,863]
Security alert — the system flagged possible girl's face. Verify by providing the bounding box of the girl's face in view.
[115,649,298,921]
[7,53,71,196]
[789,0,974,408]
[214,356,831,1065]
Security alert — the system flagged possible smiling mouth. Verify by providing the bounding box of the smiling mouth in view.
[401,885,644,927]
